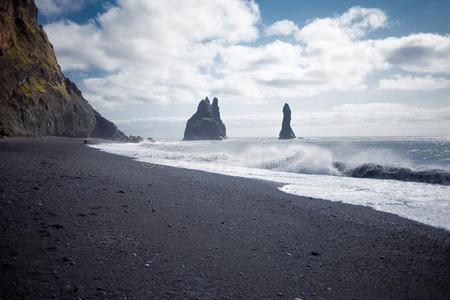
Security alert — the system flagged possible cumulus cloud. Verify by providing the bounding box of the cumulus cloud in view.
[46,0,260,70]
[43,2,450,115]
[36,0,85,17]
[212,6,389,101]
[295,6,387,43]
[379,74,450,91]
[43,21,117,70]
[375,33,450,74]
[45,0,260,108]
[337,6,387,37]
[265,20,298,36]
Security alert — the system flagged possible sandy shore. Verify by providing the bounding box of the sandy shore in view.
[0,137,449,299]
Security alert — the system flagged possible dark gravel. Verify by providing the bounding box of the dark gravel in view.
[0,137,449,299]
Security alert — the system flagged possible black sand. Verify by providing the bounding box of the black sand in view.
[0,137,449,299]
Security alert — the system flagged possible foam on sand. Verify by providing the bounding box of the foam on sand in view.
[91,137,450,230]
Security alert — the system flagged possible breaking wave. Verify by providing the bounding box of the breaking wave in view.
[243,143,450,185]
[247,144,339,175]
[334,162,450,185]
[90,137,450,230]
[115,138,450,186]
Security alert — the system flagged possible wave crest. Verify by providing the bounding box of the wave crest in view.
[334,162,450,185]
[249,145,338,175]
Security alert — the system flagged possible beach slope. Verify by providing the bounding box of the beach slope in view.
[0,137,449,299]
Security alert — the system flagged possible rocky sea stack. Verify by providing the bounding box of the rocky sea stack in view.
[0,0,128,140]
[279,103,296,139]
[183,97,226,140]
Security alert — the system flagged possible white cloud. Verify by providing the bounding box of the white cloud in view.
[295,6,387,43]
[36,0,85,17]
[43,21,117,70]
[213,7,389,100]
[379,74,450,91]
[375,33,450,74]
[43,2,450,115]
[338,6,387,37]
[265,20,298,36]
[46,0,260,70]
[45,0,260,108]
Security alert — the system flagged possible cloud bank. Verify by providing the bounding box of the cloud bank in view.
[44,2,450,109]
[114,102,450,138]
[40,1,450,137]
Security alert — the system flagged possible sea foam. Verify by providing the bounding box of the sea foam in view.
[91,137,450,231]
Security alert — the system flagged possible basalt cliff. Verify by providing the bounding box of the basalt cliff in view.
[0,0,128,140]
[183,97,226,140]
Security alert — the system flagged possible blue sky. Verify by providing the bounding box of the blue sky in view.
[36,0,450,138]
[39,0,450,35]
[259,0,450,35]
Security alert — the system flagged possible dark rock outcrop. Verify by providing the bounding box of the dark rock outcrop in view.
[211,97,226,138]
[128,135,143,143]
[183,97,227,140]
[279,103,296,139]
[91,110,128,140]
[0,0,128,140]
[333,161,450,186]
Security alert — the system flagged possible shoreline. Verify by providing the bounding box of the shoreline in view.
[91,138,450,231]
[1,137,449,299]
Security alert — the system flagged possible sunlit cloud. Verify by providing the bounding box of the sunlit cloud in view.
[41,1,450,137]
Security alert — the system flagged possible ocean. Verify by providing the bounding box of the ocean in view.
[91,137,450,230]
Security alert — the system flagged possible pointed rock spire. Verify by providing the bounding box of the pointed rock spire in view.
[211,97,226,138]
[279,103,296,139]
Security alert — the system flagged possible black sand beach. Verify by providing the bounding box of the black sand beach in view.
[0,137,449,299]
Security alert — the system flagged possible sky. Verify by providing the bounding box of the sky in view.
[35,0,450,138]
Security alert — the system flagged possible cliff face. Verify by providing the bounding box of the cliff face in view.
[183,97,227,141]
[279,103,296,139]
[0,0,128,140]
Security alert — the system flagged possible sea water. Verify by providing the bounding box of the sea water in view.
[91,137,450,230]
